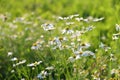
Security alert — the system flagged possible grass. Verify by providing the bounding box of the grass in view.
[0,0,120,80]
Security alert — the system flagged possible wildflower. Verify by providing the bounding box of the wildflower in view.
[21,78,25,80]
[111,69,117,75]
[16,60,26,66]
[37,73,43,79]
[27,61,42,67]
[62,27,74,34]
[45,66,54,70]
[49,37,67,50]
[11,57,18,61]
[66,22,74,25]
[75,17,83,21]
[13,17,25,23]
[71,30,83,38]
[68,56,75,62]
[112,33,120,40]
[115,24,120,32]
[0,14,7,21]
[11,70,15,73]
[40,35,44,38]
[41,23,55,31]
[70,42,75,48]
[80,43,91,49]
[110,54,116,61]
[69,14,79,19]
[92,71,100,80]
[85,25,95,32]
[101,64,107,70]
[31,39,44,50]
[58,16,63,20]
[99,42,111,52]
[68,55,80,62]
[8,52,13,56]
[81,51,95,58]
[93,17,104,22]
[37,70,49,79]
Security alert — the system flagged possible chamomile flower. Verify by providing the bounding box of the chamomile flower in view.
[8,52,13,56]
[68,55,81,62]
[93,17,104,22]
[99,42,111,52]
[31,39,44,50]
[66,22,74,25]
[45,66,54,70]
[71,30,83,38]
[75,17,83,21]
[79,43,91,49]
[11,57,18,61]
[41,23,55,31]
[15,60,26,66]
[62,27,74,34]
[112,33,120,40]
[81,51,95,58]
[85,25,95,32]
[27,61,42,67]
[37,70,49,79]
[115,24,120,32]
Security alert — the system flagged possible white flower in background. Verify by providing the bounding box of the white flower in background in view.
[112,33,120,40]
[11,70,15,73]
[112,34,119,40]
[37,73,44,79]
[37,70,49,79]
[45,66,54,70]
[27,61,42,67]
[75,17,83,21]
[16,60,26,66]
[63,17,70,20]
[53,37,61,45]
[81,51,95,58]
[79,43,91,49]
[85,25,95,32]
[8,23,18,29]
[11,57,18,61]
[71,30,83,38]
[8,52,13,56]
[13,17,25,23]
[0,14,7,21]
[115,24,120,32]
[58,14,79,20]
[83,18,89,22]
[73,48,83,55]
[75,55,81,59]
[93,17,104,22]
[21,78,25,80]
[41,23,55,31]
[62,27,74,34]
[66,22,74,25]
[111,69,117,74]
[68,55,81,62]
[99,42,111,52]
[68,56,75,62]
[69,14,79,19]
[58,16,63,20]
[110,54,117,61]
[70,42,75,47]
[31,39,44,50]
[49,37,67,50]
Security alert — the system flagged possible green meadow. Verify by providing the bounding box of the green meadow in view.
[0,0,120,80]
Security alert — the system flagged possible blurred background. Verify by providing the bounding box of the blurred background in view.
[0,0,120,21]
